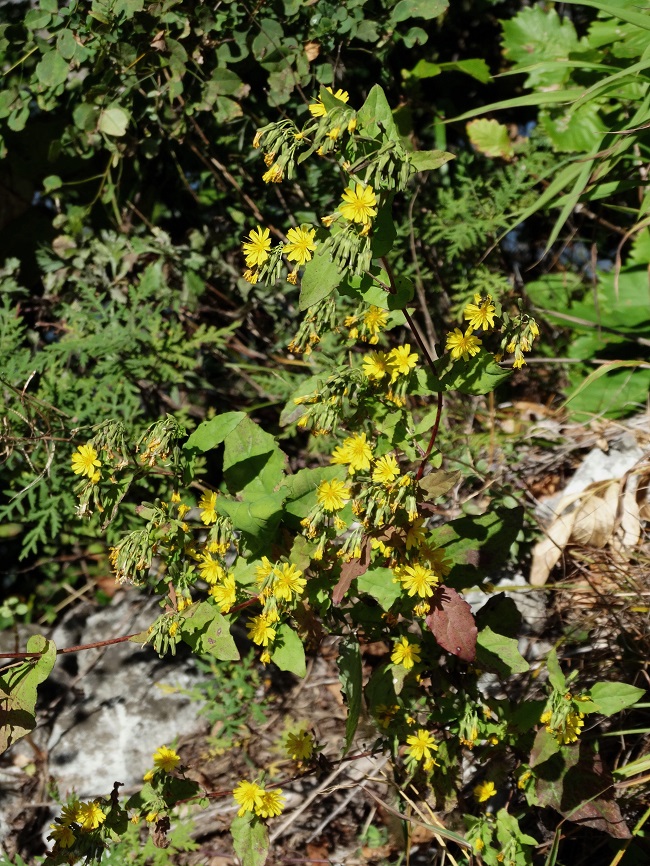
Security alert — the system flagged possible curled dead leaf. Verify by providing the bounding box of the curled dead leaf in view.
[304,40,320,61]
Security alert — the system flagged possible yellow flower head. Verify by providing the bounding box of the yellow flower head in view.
[286,729,314,761]
[331,432,373,474]
[363,305,389,337]
[391,636,422,670]
[463,294,496,331]
[209,573,237,613]
[284,225,317,266]
[48,823,75,848]
[473,780,497,803]
[372,454,400,485]
[445,328,482,362]
[397,562,439,598]
[71,444,101,478]
[77,801,106,832]
[273,562,306,601]
[388,344,418,378]
[362,351,392,381]
[262,163,283,183]
[255,788,285,818]
[339,183,377,225]
[233,779,264,816]
[309,86,350,117]
[317,478,351,511]
[198,554,225,585]
[242,226,272,268]
[198,490,218,525]
[247,613,276,646]
[153,745,180,773]
[405,729,438,762]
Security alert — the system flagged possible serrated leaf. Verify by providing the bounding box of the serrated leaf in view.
[467,119,514,160]
[98,106,129,137]
[271,623,306,677]
[231,814,269,866]
[589,682,645,717]
[338,634,362,754]
[476,626,529,676]
[425,585,477,661]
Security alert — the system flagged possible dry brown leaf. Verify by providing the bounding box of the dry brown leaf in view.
[530,513,576,586]
[570,480,620,547]
[617,479,642,551]
[304,40,320,61]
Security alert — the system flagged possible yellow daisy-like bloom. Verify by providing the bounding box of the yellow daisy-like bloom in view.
[286,729,314,761]
[153,745,181,773]
[284,225,317,266]
[422,545,451,577]
[209,573,237,613]
[262,163,283,183]
[77,801,106,832]
[405,729,438,763]
[463,294,496,331]
[406,517,427,550]
[473,781,497,803]
[198,554,224,585]
[391,636,421,670]
[71,444,101,478]
[60,802,82,826]
[255,556,275,586]
[388,344,418,377]
[48,823,75,848]
[247,613,276,646]
[372,454,400,485]
[233,780,264,817]
[331,432,373,475]
[198,490,218,525]
[398,563,439,598]
[242,226,271,268]
[362,351,392,381]
[445,328,482,362]
[255,789,285,818]
[339,183,377,225]
[273,563,306,600]
[317,478,351,511]
[309,86,350,117]
[243,268,259,284]
[363,305,389,337]
[558,711,584,744]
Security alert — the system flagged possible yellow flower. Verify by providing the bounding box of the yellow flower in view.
[375,703,399,728]
[397,563,439,598]
[209,573,237,613]
[405,517,427,550]
[362,351,391,380]
[339,183,377,225]
[445,328,482,362]
[153,745,180,773]
[60,802,82,825]
[287,268,299,285]
[248,613,276,646]
[198,554,225,585]
[255,556,275,586]
[391,636,421,670]
[273,563,306,600]
[262,163,283,183]
[463,294,496,331]
[405,729,438,762]
[473,781,497,803]
[363,305,389,337]
[284,225,317,265]
[143,769,154,782]
[388,344,418,377]
[558,711,584,744]
[233,780,264,817]
[331,432,373,474]
[71,444,101,478]
[77,801,106,832]
[48,823,75,848]
[242,226,271,268]
[317,478,351,511]
[309,86,350,117]
[243,268,259,284]
[286,729,314,760]
[198,490,218,525]
[372,454,400,485]
[255,788,285,818]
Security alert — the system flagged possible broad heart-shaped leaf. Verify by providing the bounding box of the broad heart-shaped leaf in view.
[35,50,69,88]
[0,635,56,755]
[185,412,246,451]
[299,243,341,310]
[357,567,401,611]
[98,106,130,137]
[338,634,362,754]
[391,0,448,22]
[231,814,269,866]
[217,492,285,553]
[476,626,529,676]
[425,585,477,662]
[588,681,645,717]
[271,623,306,677]
[357,84,401,141]
[223,415,287,496]
[181,602,239,661]
[409,149,455,173]
[466,119,514,160]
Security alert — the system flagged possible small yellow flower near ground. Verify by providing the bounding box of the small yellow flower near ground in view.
[391,636,421,670]
[256,789,285,818]
[233,779,264,816]
[388,344,418,377]
[209,573,237,613]
[48,823,75,848]
[309,86,349,117]
[273,562,306,600]
[284,225,317,266]
[317,478,351,511]
[286,729,314,760]
[474,780,497,803]
[397,563,439,598]
[463,294,496,331]
[405,729,438,763]
[242,226,271,268]
[339,183,377,225]
[77,801,106,832]
[362,351,392,381]
[153,745,180,773]
[372,454,400,485]
[145,811,159,823]
[71,444,101,478]
[445,327,482,362]
[247,613,276,646]
[331,432,373,474]
[198,490,218,525]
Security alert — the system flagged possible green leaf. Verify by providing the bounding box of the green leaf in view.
[35,51,69,88]
[357,84,400,141]
[338,634,362,754]
[217,492,285,546]
[370,203,397,257]
[439,58,491,83]
[231,814,269,866]
[546,648,567,692]
[466,119,514,160]
[25,9,52,29]
[181,602,240,661]
[271,623,306,677]
[281,465,345,520]
[43,175,62,193]
[476,626,529,676]
[392,0,448,23]
[223,415,286,496]
[185,412,246,452]
[56,29,77,60]
[438,350,512,396]
[0,635,56,754]
[589,682,645,717]
[501,6,580,87]
[357,567,401,610]
[339,270,414,311]
[98,106,129,137]
[299,243,341,310]
[418,469,461,499]
[410,149,454,172]
[529,726,561,767]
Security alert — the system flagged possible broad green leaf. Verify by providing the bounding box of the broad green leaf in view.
[530,726,561,767]
[418,469,460,499]
[181,602,240,661]
[0,635,56,754]
[357,567,401,610]
[501,7,581,87]
[392,0,448,23]
[43,175,62,193]
[98,106,129,137]
[25,9,52,29]
[281,465,345,520]
[271,623,306,677]
[539,102,606,153]
[217,492,285,543]
[56,29,77,60]
[338,634,362,754]
[409,149,454,172]
[466,119,514,160]
[357,84,400,141]
[439,350,512,396]
[185,412,246,452]
[231,814,269,866]
[223,415,286,496]
[407,59,441,78]
[589,682,645,717]
[476,626,529,676]
[370,203,397,258]
[546,648,567,692]
[35,51,69,88]
[439,58,491,83]
[299,243,341,310]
